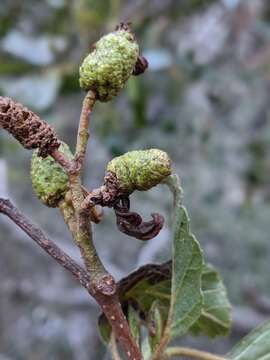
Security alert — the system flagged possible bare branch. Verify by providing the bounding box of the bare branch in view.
[0,90,142,359]
[0,198,142,360]
[0,198,90,289]
[75,90,96,173]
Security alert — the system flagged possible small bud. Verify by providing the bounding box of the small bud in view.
[79,26,139,102]
[106,149,172,194]
[0,96,60,157]
[31,142,73,207]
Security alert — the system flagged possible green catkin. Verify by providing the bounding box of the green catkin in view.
[31,142,74,207]
[106,149,172,194]
[79,29,139,102]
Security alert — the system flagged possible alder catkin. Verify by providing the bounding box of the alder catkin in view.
[0,96,60,157]
[79,26,139,102]
[31,142,73,207]
[106,149,172,194]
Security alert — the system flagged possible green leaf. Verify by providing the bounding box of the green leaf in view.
[119,260,231,339]
[164,174,204,340]
[228,320,270,360]
[117,259,231,341]
[97,174,231,350]
[190,264,231,338]
[141,335,152,360]
[128,305,141,346]
[97,262,172,346]
[124,278,171,313]
[97,313,111,345]
[118,261,172,314]
[148,300,165,351]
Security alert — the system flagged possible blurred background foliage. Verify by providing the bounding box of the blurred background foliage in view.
[0,0,270,359]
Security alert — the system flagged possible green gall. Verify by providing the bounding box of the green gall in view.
[106,149,172,194]
[31,142,74,207]
[79,28,139,102]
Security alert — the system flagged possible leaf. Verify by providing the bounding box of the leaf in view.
[164,174,204,340]
[119,260,231,339]
[141,335,152,360]
[98,174,204,346]
[98,260,231,349]
[118,261,172,313]
[98,313,111,345]
[190,264,231,338]
[124,278,171,312]
[97,175,231,348]
[97,262,171,345]
[148,301,164,351]
[128,305,141,346]
[227,320,270,360]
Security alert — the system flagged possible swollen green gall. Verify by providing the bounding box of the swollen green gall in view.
[31,142,73,207]
[79,27,139,102]
[106,149,172,194]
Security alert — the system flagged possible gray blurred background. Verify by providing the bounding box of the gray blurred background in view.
[0,0,270,359]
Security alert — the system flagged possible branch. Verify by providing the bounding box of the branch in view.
[70,92,142,359]
[51,90,96,176]
[164,347,227,360]
[81,186,103,224]
[0,198,90,290]
[47,92,108,288]
[68,173,107,282]
[50,90,96,175]
[0,198,142,360]
[51,148,76,174]
[75,89,96,172]
[63,91,106,282]
[1,93,142,359]
[50,90,95,177]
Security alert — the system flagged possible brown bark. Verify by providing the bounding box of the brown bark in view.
[0,198,142,360]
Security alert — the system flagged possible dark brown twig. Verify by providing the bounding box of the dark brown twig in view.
[0,198,90,289]
[0,198,142,360]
